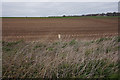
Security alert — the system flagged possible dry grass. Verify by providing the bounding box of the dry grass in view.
[2,36,119,78]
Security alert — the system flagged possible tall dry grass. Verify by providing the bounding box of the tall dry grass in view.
[2,36,119,78]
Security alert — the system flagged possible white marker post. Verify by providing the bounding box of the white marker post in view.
[58,34,61,39]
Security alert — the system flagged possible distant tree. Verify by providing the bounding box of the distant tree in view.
[63,15,66,17]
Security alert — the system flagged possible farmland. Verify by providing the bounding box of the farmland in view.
[2,17,118,41]
[2,17,119,78]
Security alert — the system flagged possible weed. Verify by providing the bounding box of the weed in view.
[69,40,76,45]
[34,45,42,49]
[84,42,90,46]
[34,45,40,49]
[3,40,23,47]
[109,74,119,78]
[85,49,93,56]
[59,53,67,59]
[106,47,111,53]
[47,47,54,51]
[33,43,46,50]
[62,43,67,48]
[91,40,94,43]
[74,48,79,52]
[53,42,60,45]
[3,47,11,52]
[96,38,107,44]
[116,36,120,42]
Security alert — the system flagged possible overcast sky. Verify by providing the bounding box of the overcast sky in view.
[2,2,118,17]
[2,0,120,2]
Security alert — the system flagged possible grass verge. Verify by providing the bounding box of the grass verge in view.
[2,36,119,78]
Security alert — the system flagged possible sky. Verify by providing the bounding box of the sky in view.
[1,0,120,2]
[2,2,118,17]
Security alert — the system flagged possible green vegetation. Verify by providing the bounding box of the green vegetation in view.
[2,36,119,78]
[47,47,54,51]
[1,16,120,19]
[85,49,93,56]
[96,37,107,44]
[2,40,23,52]
[69,39,77,45]
[62,43,67,48]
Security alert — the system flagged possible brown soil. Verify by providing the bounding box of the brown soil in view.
[2,17,118,41]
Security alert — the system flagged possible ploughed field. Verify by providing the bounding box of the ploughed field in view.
[2,17,118,41]
[2,17,119,78]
